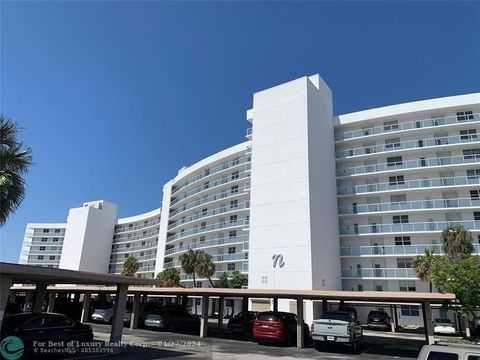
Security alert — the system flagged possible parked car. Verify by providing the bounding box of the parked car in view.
[433,318,456,335]
[252,311,309,346]
[144,307,200,331]
[417,344,480,359]
[4,302,22,316]
[0,313,93,356]
[53,297,83,321]
[227,311,258,334]
[91,302,114,323]
[367,310,391,331]
[311,311,363,353]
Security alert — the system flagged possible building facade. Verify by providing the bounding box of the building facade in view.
[19,74,480,324]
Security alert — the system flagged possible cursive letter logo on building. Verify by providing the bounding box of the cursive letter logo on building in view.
[272,254,285,268]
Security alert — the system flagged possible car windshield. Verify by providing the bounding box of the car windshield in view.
[322,312,351,321]
[95,304,113,310]
[257,313,279,321]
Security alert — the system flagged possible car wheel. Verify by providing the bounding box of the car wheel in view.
[313,340,323,351]
[168,321,175,332]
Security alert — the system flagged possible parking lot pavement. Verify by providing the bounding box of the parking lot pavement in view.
[82,323,424,360]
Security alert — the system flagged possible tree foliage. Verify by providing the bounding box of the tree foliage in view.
[195,252,216,288]
[230,271,248,289]
[413,248,437,292]
[121,256,139,277]
[181,249,198,286]
[441,225,474,260]
[0,115,33,226]
[157,267,182,287]
[217,272,230,288]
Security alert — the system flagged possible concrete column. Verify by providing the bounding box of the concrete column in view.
[142,293,148,303]
[389,305,396,332]
[81,291,92,323]
[218,296,224,327]
[296,297,304,348]
[110,285,128,354]
[130,293,141,329]
[47,292,56,313]
[33,284,47,313]
[422,302,434,345]
[242,297,248,313]
[273,298,278,312]
[0,274,13,329]
[200,295,209,338]
[23,291,33,312]
[393,305,399,330]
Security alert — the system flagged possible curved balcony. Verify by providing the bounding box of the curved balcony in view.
[165,253,247,268]
[164,235,248,256]
[169,185,250,220]
[340,220,480,236]
[27,259,61,264]
[167,219,249,243]
[114,218,161,234]
[109,254,157,264]
[111,243,158,255]
[31,233,65,238]
[168,202,250,231]
[110,264,155,274]
[340,243,480,257]
[336,134,479,159]
[30,241,63,246]
[112,231,159,244]
[171,156,251,195]
[337,154,480,177]
[28,250,62,255]
[335,113,480,142]
[180,269,247,281]
[170,172,250,207]
[341,267,417,279]
[338,197,480,215]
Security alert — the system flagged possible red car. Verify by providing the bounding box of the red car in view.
[253,311,309,345]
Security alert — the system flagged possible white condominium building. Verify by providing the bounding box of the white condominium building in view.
[19,74,480,324]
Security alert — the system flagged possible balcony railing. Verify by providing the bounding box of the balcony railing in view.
[28,250,62,255]
[164,235,248,256]
[31,232,65,237]
[166,253,247,268]
[334,113,480,142]
[180,270,246,281]
[170,172,250,206]
[338,197,480,215]
[168,201,250,230]
[111,243,158,254]
[27,259,61,264]
[340,220,480,235]
[246,127,253,139]
[340,243,480,256]
[169,185,250,218]
[167,219,250,242]
[114,218,161,234]
[30,241,63,246]
[341,267,417,279]
[337,155,480,177]
[109,254,157,264]
[113,231,159,244]
[338,175,480,196]
[171,156,251,195]
[336,134,479,159]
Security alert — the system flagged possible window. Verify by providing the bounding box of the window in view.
[231,185,239,194]
[39,246,46,251]
[229,215,237,223]
[470,190,480,200]
[460,129,477,140]
[43,229,49,233]
[195,282,202,288]
[232,158,240,166]
[389,175,405,185]
[203,181,209,189]
[393,215,409,224]
[426,352,458,360]
[474,212,480,221]
[49,256,55,260]
[399,280,416,292]
[230,200,238,209]
[395,236,411,245]
[38,256,44,260]
[229,231,236,238]
[383,120,399,132]
[41,238,47,242]
[463,149,480,160]
[124,254,128,258]
[200,236,205,243]
[54,229,61,233]
[467,169,480,179]
[231,172,239,180]
[204,168,210,176]
[397,258,413,268]
[129,224,133,228]
[391,194,407,203]
[375,285,383,291]
[227,263,236,271]
[140,252,144,256]
[387,156,402,167]
[200,222,206,230]
[126,244,130,248]
[228,247,236,254]
[457,110,474,122]
[142,241,145,246]
[401,305,419,316]
[202,208,207,215]
[53,238,59,242]
[385,138,401,149]
[357,284,363,292]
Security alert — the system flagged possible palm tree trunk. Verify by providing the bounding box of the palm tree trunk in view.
[429,281,432,293]
[208,277,215,288]
[193,273,197,314]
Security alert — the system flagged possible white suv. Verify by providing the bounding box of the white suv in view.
[417,344,480,360]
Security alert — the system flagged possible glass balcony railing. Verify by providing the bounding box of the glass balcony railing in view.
[166,253,247,268]
[27,259,61,264]
[28,250,62,255]
[341,267,417,278]
[171,156,251,195]
[338,175,480,196]
[169,185,250,218]
[340,220,480,235]
[337,155,480,177]
[168,201,250,230]
[338,197,480,215]
[246,128,253,138]
[111,242,158,254]
[30,241,63,246]
[113,231,159,244]
[167,219,250,242]
[109,254,157,264]
[180,269,246,281]
[114,218,160,234]
[336,134,479,159]
[340,243,480,256]
[335,113,480,142]
[31,232,65,237]
[170,172,250,206]
[164,235,248,256]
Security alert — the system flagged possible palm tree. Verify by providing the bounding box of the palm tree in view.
[230,271,248,289]
[121,256,139,277]
[157,267,183,287]
[441,225,474,259]
[413,249,437,292]
[217,272,230,288]
[0,115,33,226]
[181,249,198,287]
[195,252,216,287]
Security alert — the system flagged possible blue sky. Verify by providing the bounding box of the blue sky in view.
[1,1,479,263]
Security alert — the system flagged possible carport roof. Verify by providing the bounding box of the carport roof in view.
[0,262,161,286]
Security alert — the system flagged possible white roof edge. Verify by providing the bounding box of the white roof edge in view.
[117,207,161,225]
[335,92,480,126]
[26,223,67,228]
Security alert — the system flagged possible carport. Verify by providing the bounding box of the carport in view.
[1,262,456,351]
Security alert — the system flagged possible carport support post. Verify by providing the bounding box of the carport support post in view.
[217,296,224,327]
[273,297,278,312]
[130,293,141,329]
[33,283,47,313]
[81,291,92,323]
[47,292,56,312]
[200,295,209,338]
[0,274,13,329]
[242,296,248,313]
[422,301,434,345]
[393,305,399,330]
[296,296,304,348]
[389,305,396,332]
[110,285,128,353]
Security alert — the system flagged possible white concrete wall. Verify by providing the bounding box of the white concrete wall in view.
[155,180,173,276]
